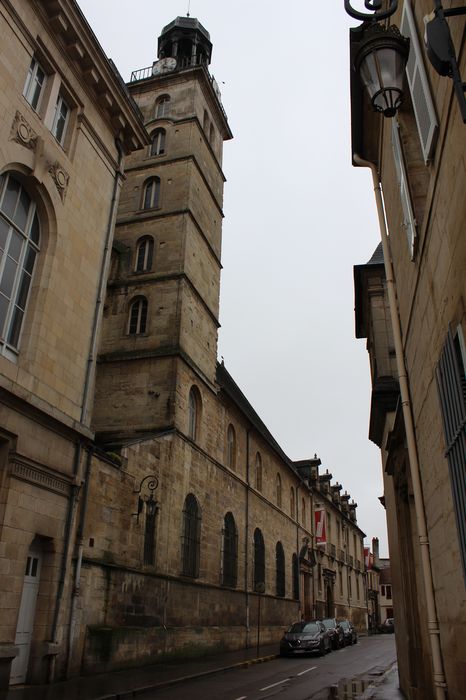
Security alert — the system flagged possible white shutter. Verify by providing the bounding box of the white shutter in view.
[401,0,438,163]
[391,119,417,258]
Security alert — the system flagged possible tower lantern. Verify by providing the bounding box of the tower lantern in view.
[157,16,212,68]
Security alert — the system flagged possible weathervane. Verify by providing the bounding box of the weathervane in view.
[344,0,398,22]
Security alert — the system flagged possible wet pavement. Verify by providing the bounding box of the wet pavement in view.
[6,639,404,700]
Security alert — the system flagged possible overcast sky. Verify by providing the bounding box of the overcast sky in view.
[77,0,388,557]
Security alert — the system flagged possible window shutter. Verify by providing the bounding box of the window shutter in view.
[401,0,438,163]
[436,326,466,582]
[391,119,417,258]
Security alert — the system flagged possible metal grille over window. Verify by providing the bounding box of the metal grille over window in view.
[181,494,201,577]
[276,541,285,597]
[436,326,466,581]
[222,512,238,587]
[0,173,40,356]
[401,0,438,163]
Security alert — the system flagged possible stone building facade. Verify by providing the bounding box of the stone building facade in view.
[351,1,466,698]
[0,4,368,689]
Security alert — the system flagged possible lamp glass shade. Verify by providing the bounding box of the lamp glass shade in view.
[146,495,157,516]
[355,25,410,118]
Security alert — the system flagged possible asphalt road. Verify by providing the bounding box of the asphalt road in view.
[139,635,397,700]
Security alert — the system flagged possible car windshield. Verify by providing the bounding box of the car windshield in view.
[340,621,349,629]
[288,622,320,634]
[321,619,335,629]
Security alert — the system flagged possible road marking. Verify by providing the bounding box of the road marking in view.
[234,697,247,700]
[260,678,291,691]
[297,666,317,676]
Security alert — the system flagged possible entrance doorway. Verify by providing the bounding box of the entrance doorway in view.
[10,549,42,684]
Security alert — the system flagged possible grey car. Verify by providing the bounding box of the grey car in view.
[340,619,358,645]
[280,620,332,656]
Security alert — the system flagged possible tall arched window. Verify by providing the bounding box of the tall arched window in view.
[292,553,299,600]
[181,494,201,577]
[142,177,160,209]
[0,173,40,356]
[276,541,285,597]
[290,487,295,518]
[150,129,166,156]
[156,95,170,118]
[227,424,236,470]
[143,178,161,210]
[135,236,154,272]
[188,386,201,440]
[255,452,262,492]
[222,512,238,587]
[128,297,148,335]
[253,528,265,590]
[276,473,282,508]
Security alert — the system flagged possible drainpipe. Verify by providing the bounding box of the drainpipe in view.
[354,154,447,699]
[80,138,125,426]
[245,429,251,646]
[65,446,94,676]
[295,482,302,619]
[48,442,82,683]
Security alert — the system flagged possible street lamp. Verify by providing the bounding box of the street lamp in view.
[345,1,410,118]
[133,474,159,523]
[353,24,410,117]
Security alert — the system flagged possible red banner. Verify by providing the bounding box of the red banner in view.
[315,509,326,545]
[364,547,372,569]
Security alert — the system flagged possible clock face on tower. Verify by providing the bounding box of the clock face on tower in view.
[152,57,177,75]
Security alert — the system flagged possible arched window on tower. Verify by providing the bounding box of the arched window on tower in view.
[143,178,161,210]
[276,541,285,597]
[181,493,201,577]
[0,173,40,357]
[253,528,265,590]
[255,452,262,492]
[188,386,201,440]
[150,128,166,156]
[155,94,170,118]
[226,424,236,470]
[135,236,154,273]
[276,473,282,508]
[128,297,148,335]
[290,487,295,519]
[222,512,238,587]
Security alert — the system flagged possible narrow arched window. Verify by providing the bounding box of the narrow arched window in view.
[227,424,236,470]
[276,473,282,508]
[302,498,306,527]
[188,386,201,440]
[156,95,170,118]
[135,237,154,272]
[222,512,238,587]
[143,178,161,210]
[255,452,262,492]
[253,528,265,590]
[0,173,40,355]
[181,494,201,577]
[292,553,299,600]
[150,129,166,156]
[209,122,215,147]
[203,110,209,133]
[128,297,148,335]
[276,542,285,597]
[290,487,295,519]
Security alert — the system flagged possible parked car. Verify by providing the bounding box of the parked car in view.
[321,617,345,649]
[339,619,358,645]
[279,620,332,657]
[379,617,395,633]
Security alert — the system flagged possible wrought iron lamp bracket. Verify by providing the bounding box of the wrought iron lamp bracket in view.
[344,0,398,22]
[132,474,159,522]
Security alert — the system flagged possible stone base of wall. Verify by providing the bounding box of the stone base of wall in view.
[82,624,282,674]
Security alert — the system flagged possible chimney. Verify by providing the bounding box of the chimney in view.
[372,537,380,566]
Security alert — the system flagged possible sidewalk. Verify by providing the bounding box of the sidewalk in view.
[6,643,404,700]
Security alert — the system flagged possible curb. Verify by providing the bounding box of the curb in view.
[96,654,279,700]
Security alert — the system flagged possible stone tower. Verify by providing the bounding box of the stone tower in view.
[93,17,232,443]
